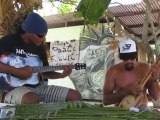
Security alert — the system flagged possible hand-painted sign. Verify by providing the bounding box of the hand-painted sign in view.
[49,40,79,66]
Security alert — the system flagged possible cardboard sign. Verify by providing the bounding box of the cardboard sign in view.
[49,40,79,66]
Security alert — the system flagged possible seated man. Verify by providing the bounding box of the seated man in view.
[103,39,160,109]
[0,12,81,104]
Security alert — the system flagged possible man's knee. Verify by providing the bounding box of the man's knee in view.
[66,89,82,101]
[21,92,39,104]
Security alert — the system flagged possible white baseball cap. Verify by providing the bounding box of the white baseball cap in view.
[119,39,137,53]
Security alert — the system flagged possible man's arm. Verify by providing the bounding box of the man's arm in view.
[0,61,33,80]
[41,65,72,79]
[103,68,130,105]
[147,64,160,100]
[147,79,160,101]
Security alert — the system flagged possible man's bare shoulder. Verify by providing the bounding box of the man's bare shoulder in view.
[137,62,150,70]
[138,62,148,66]
[107,63,123,73]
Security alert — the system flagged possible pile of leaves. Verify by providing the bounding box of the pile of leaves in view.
[13,101,160,120]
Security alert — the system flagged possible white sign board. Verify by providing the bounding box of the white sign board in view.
[49,40,79,66]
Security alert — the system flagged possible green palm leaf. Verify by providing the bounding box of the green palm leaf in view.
[75,0,111,25]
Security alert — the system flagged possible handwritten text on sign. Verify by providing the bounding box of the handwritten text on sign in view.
[49,40,79,66]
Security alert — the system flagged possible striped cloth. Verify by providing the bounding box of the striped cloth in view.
[35,84,69,103]
[4,84,69,104]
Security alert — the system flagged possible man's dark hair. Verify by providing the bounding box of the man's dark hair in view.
[17,26,25,34]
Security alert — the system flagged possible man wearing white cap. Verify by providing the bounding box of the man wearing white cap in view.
[103,39,160,110]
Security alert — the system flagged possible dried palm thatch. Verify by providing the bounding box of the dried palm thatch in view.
[0,0,42,36]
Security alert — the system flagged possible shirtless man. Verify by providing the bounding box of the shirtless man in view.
[103,39,160,109]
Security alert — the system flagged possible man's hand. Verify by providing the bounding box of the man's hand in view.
[16,66,33,80]
[130,85,143,96]
[62,65,73,78]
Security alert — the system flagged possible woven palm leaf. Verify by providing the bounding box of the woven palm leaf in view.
[13,101,160,120]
